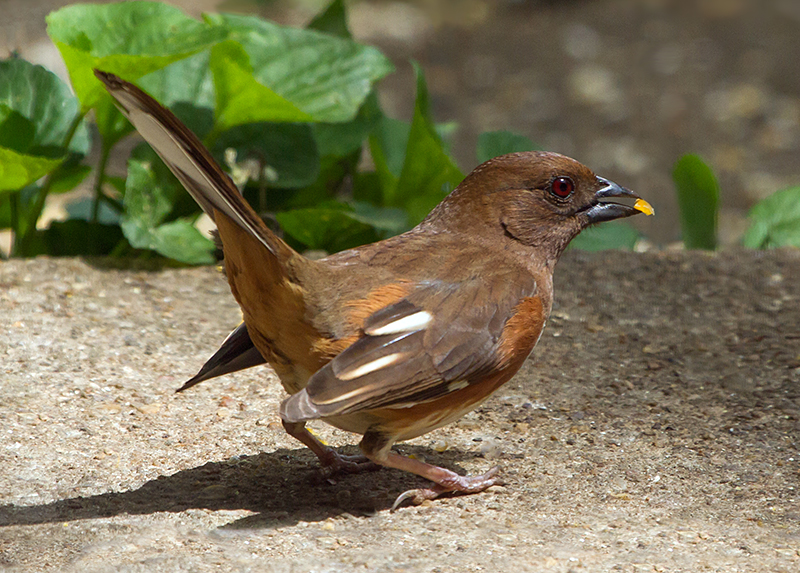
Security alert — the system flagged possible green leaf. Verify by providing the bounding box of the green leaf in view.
[276,201,392,252]
[206,13,393,126]
[371,116,411,179]
[0,105,35,152]
[212,122,320,189]
[129,144,200,220]
[123,159,176,228]
[138,51,216,138]
[673,154,719,250]
[308,0,351,38]
[121,158,213,264]
[476,130,539,164]
[263,152,358,213]
[368,115,410,199]
[352,171,383,205]
[95,51,217,144]
[0,147,63,192]
[276,207,377,253]
[569,222,641,251]
[65,197,121,226]
[93,98,135,145]
[392,63,463,224]
[209,41,315,130]
[313,92,382,158]
[138,51,215,110]
[46,1,225,109]
[0,58,90,157]
[742,186,800,249]
[348,201,409,235]
[147,220,215,264]
[50,164,92,194]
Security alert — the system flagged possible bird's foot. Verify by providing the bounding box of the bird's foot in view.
[391,466,503,510]
[318,449,381,477]
[281,420,380,478]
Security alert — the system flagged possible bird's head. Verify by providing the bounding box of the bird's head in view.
[425,151,653,262]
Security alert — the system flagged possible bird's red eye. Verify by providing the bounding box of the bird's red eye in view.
[550,176,574,199]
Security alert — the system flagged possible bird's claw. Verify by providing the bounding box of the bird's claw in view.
[391,466,503,510]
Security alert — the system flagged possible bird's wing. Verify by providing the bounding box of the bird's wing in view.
[281,273,539,422]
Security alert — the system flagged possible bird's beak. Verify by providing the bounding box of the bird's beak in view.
[580,177,654,224]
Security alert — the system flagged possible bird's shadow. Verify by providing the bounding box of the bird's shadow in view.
[0,446,482,530]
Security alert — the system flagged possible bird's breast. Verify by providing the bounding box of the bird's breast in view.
[496,295,548,369]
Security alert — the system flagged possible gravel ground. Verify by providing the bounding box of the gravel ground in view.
[1,250,799,572]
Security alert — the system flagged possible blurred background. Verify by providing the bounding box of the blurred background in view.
[3,0,800,247]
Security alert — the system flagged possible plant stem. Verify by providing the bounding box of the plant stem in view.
[258,159,268,214]
[92,137,113,224]
[9,191,19,235]
[14,112,86,256]
[8,192,20,257]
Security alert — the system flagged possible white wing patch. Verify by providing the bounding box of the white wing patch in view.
[337,352,406,382]
[446,380,469,392]
[366,310,432,336]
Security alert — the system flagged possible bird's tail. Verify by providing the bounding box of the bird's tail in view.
[94,69,294,262]
[177,323,266,392]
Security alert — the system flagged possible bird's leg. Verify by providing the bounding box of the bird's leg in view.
[360,430,503,510]
[281,420,379,475]
[384,454,502,510]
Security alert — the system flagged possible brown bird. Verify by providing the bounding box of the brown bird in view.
[96,69,653,508]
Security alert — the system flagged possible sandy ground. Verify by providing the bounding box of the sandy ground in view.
[1,250,798,572]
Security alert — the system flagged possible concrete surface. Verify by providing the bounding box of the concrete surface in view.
[1,250,799,571]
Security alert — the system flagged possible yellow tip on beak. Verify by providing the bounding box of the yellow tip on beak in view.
[634,198,655,216]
